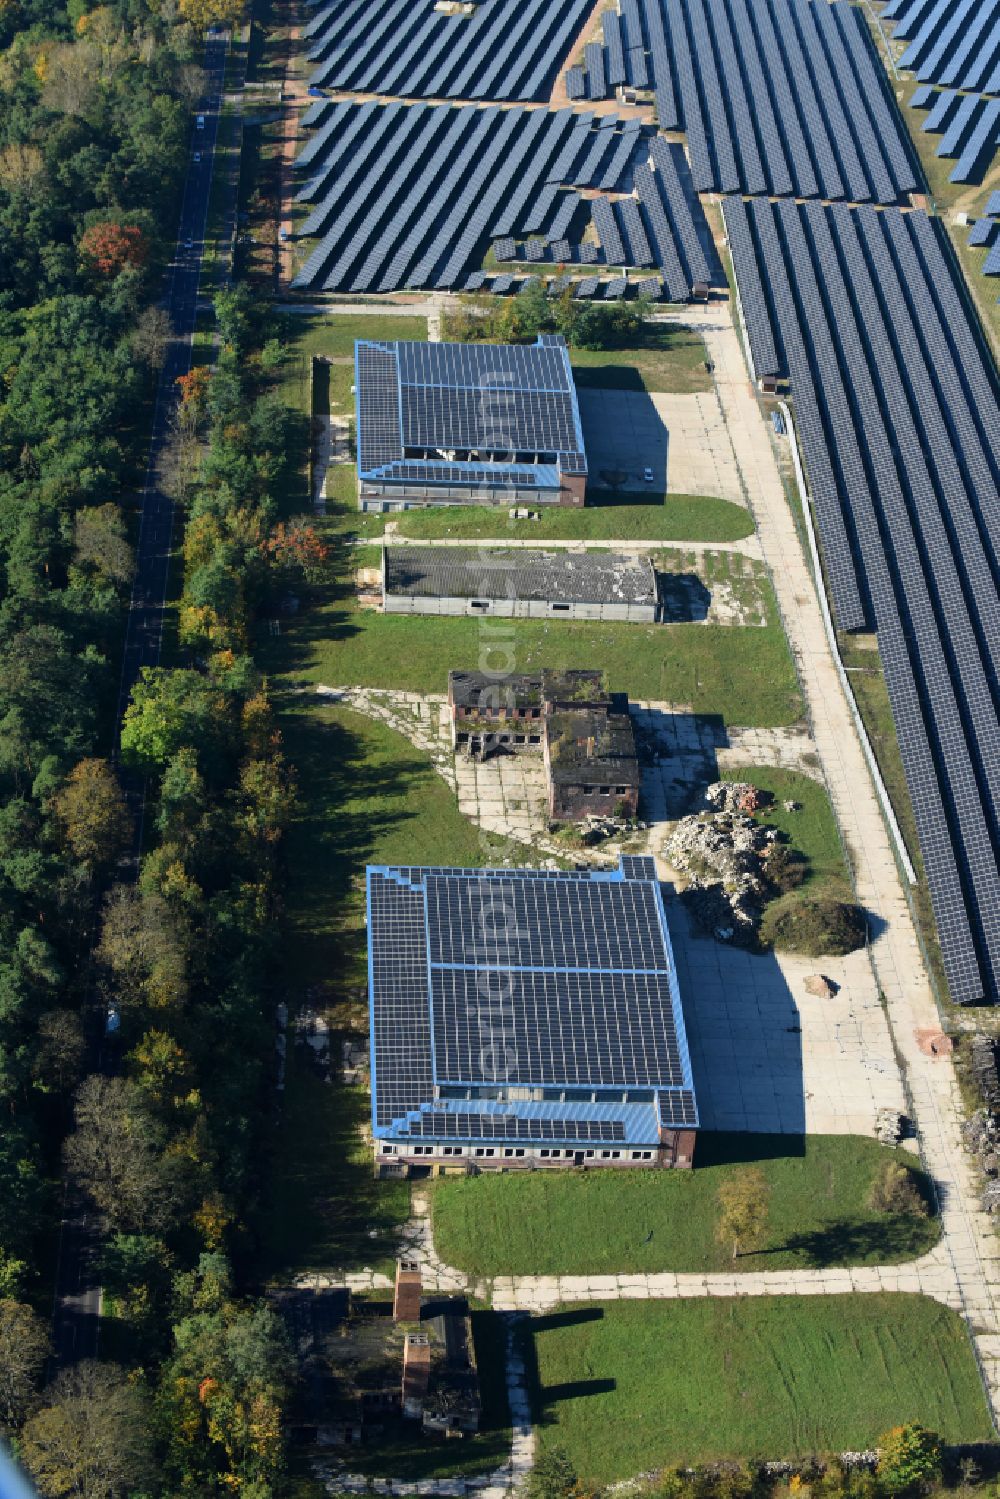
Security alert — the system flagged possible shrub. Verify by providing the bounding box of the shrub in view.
[526,1446,578,1499]
[760,894,866,956]
[876,1424,942,1495]
[868,1161,928,1218]
[763,842,808,893]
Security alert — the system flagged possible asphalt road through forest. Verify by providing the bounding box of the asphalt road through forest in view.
[49,33,230,1369]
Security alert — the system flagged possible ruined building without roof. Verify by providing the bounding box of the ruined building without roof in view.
[448,668,641,821]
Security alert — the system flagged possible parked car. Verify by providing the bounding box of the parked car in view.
[193,150,202,163]
[196,113,206,129]
[642,466,654,483]
[308,86,326,98]
[104,1003,121,1039]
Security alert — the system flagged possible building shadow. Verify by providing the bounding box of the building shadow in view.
[575,386,670,491]
[666,896,807,1137]
[532,1307,605,1333]
[541,1379,617,1402]
[657,571,712,622]
[516,1308,612,1432]
[632,707,727,819]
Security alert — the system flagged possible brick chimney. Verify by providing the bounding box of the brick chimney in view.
[393,1258,422,1322]
[401,1332,431,1417]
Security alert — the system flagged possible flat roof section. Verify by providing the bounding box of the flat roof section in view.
[383,546,657,606]
[367,859,698,1144]
[356,335,587,487]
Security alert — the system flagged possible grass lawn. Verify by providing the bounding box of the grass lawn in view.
[431,1134,939,1278]
[287,491,754,545]
[260,571,802,724]
[524,1295,993,1481]
[722,766,852,899]
[341,1309,512,1481]
[255,694,516,1283]
[384,492,754,544]
[569,325,712,394]
[276,311,428,420]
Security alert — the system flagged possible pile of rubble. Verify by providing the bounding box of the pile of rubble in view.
[704,780,767,815]
[666,782,781,944]
[961,1033,1000,1211]
[574,813,646,846]
[874,1106,906,1145]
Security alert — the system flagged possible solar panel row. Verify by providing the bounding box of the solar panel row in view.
[293,97,713,294]
[919,90,1000,183]
[584,40,607,99]
[603,8,628,86]
[591,195,627,265]
[463,273,661,301]
[969,216,1000,246]
[634,0,915,200]
[398,1113,630,1142]
[307,0,595,101]
[888,0,1000,95]
[726,197,1000,1004]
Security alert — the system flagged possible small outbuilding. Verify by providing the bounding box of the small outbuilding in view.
[382,545,660,623]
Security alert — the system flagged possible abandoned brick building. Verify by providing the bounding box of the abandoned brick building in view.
[448,668,640,820]
[274,1261,480,1447]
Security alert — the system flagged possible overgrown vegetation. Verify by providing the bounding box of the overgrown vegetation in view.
[526,1424,957,1499]
[442,283,712,392]
[442,281,653,349]
[760,895,868,958]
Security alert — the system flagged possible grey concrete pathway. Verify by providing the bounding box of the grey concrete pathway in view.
[363,533,765,558]
[300,1195,960,1316]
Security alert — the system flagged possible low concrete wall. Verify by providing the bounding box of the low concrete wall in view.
[383,594,657,623]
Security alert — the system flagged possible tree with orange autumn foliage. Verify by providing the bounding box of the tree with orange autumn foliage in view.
[79,220,148,276]
[263,520,330,583]
[176,364,212,410]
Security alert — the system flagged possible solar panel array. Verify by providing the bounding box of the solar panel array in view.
[883,0,1000,95]
[368,862,698,1139]
[915,88,1000,182]
[293,100,714,295]
[356,337,586,484]
[397,1113,628,1142]
[969,215,1000,247]
[304,0,595,100]
[724,196,1000,1005]
[629,0,916,200]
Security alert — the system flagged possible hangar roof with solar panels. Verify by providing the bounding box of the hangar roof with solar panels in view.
[354,334,587,490]
[366,856,697,1149]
